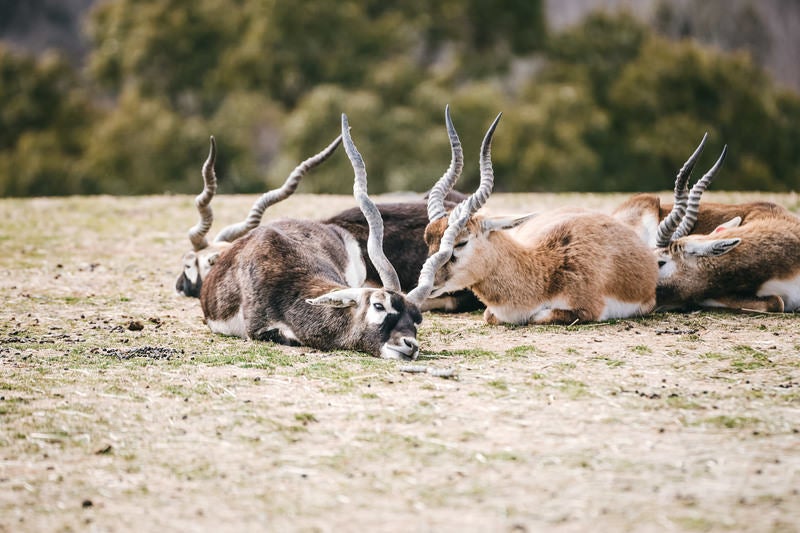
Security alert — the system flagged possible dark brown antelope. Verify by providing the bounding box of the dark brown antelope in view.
[198,114,455,358]
[420,114,658,325]
[612,134,794,248]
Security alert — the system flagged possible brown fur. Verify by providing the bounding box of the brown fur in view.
[656,216,800,312]
[613,194,797,244]
[180,196,482,312]
[200,221,423,358]
[425,210,658,325]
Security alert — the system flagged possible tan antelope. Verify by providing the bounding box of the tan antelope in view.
[420,114,658,325]
[197,114,465,358]
[176,115,480,312]
[612,133,795,248]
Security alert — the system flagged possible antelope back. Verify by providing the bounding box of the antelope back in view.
[613,195,796,248]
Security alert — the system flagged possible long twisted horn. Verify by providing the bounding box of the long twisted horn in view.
[669,145,728,241]
[188,136,217,251]
[427,105,464,222]
[408,113,501,305]
[461,112,502,219]
[654,133,708,247]
[341,113,402,292]
[214,134,343,243]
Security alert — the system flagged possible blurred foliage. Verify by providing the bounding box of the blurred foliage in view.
[0,46,96,195]
[1,2,799,197]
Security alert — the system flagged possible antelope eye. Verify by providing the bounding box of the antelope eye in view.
[454,241,467,249]
[373,302,385,312]
[658,260,667,268]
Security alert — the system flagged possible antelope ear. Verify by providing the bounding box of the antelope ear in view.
[480,213,537,233]
[206,252,221,266]
[306,288,366,308]
[713,216,742,233]
[684,238,741,257]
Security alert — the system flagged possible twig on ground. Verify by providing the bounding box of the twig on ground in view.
[399,365,458,379]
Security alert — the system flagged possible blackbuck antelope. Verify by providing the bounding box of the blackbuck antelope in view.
[198,114,459,359]
[420,114,658,325]
[176,124,479,312]
[613,133,795,248]
[654,212,800,313]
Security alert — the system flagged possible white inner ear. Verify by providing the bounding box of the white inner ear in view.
[713,216,742,233]
[480,213,536,233]
[684,238,742,257]
[306,288,369,308]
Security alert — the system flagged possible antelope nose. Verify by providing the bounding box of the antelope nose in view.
[403,337,420,359]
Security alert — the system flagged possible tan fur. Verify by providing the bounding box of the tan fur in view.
[425,209,658,325]
[613,194,797,246]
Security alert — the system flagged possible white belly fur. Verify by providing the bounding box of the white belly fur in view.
[758,273,800,311]
[206,308,247,338]
[598,297,651,320]
[488,297,570,325]
[487,295,648,324]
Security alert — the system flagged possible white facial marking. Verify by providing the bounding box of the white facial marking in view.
[757,273,800,311]
[342,232,367,288]
[206,307,246,338]
[366,292,396,325]
[184,258,200,285]
[432,238,480,297]
[656,252,678,280]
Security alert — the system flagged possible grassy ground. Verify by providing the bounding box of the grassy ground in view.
[1,191,799,532]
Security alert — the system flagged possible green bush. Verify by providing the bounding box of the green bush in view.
[2,4,799,197]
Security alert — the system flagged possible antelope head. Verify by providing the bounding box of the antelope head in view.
[176,134,342,297]
[306,114,423,360]
[654,142,733,306]
[419,110,532,298]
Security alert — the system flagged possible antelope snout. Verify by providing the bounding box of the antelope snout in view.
[403,337,419,357]
[381,336,419,360]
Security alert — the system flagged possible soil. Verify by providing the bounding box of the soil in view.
[0,192,798,532]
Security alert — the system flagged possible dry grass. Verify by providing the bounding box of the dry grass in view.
[1,191,799,532]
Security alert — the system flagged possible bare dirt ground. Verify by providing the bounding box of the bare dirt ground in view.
[1,191,799,532]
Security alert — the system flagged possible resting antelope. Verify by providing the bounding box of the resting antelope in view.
[176,120,479,312]
[420,114,658,325]
[610,134,800,312]
[198,114,461,358]
[612,134,795,248]
[654,210,800,313]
